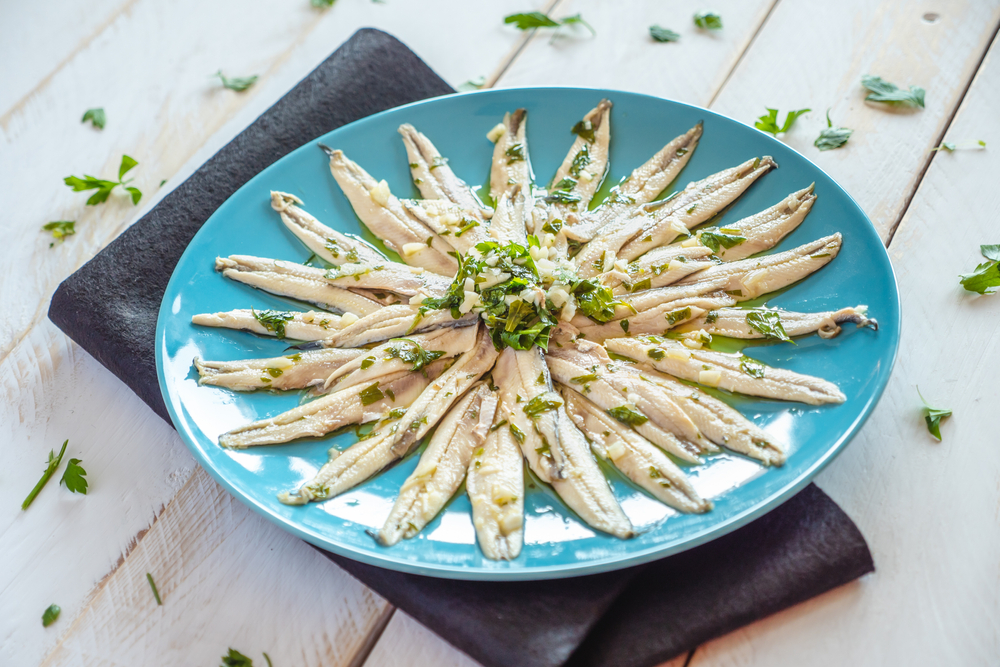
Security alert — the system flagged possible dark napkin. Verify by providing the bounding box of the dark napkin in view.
[49,28,873,667]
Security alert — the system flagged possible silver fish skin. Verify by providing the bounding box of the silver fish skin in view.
[323,261,450,298]
[561,389,710,513]
[549,99,612,219]
[489,109,533,201]
[568,122,702,238]
[270,191,386,266]
[378,383,498,546]
[677,233,842,301]
[191,308,343,341]
[194,347,364,392]
[278,326,499,504]
[322,325,479,392]
[398,123,489,215]
[601,259,716,296]
[467,411,525,560]
[636,369,786,466]
[678,305,877,340]
[323,146,459,275]
[488,188,529,245]
[400,198,491,253]
[605,337,846,405]
[312,304,479,349]
[219,362,441,449]
[617,157,777,261]
[545,342,704,464]
[698,185,816,261]
[216,256,382,315]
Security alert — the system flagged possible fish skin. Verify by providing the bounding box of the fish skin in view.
[324,146,459,275]
[467,412,525,560]
[279,326,499,504]
[568,123,702,239]
[616,157,777,261]
[490,109,533,201]
[398,124,489,215]
[195,347,365,392]
[488,187,529,245]
[310,304,479,349]
[568,276,732,331]
[216,255,382,315]
[636,368,786,466]
[550,99,612,220]
[573,295,735,344]
[601,259,716,296]
[677,233,842,301]
[700,185,816,261]
[605,337,846,405]
[378,383,498,546]
[322,261,450,298]
[678,305,877,340]
[562,389,710,513]
[191,308,343,341]
[270,191,386,266]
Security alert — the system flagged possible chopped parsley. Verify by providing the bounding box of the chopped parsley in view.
[959,244,1000,294]
[490,419,508,432]
[745,310,794,344]
[665,307,692,327]
[569,144,591,177]
[699,229,746,253]
[571,373,598,384]
[220,648,255,666]
[457,76,486,92]
[542,219,563,234]
[385,338,445,371]
[214,70,258,92]
[42,604,61,628]
[861,74,925,108]
[361,356,375,369]
[571,119,595,142]
[650,25,680,42]
[359,382,385,406]
[523,393,562,418]
[81,107,106,129]
[509,423,525,442]
[545,190,582,205]
[146,573,163,605]
[252,308,294,339]
[693,11,722,29]
[740,355,766,379]
[505,143,526,164]
[917,388,951,441]
[553,177,577,190]
[505,12,595,35]
[754,108,810,136]
[620,319,630,333]
[22,440,68,510]
[814,110,853,151]
[64,154,142,205]
[608,406,648,426]
[647,348,665,360]
[43,221,76,247]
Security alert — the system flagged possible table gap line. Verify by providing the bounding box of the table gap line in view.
[706,0,782,109]
[486,0,563,88]
[352,605,396,667]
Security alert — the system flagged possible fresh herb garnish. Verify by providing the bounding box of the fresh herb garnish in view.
[574,278,623,323]
[542,219,563,234]
[81,107,106,129]
[385,338,445,371]
[745,310,794,344]
[665,307,692,327]
[569,144,591,177]
[60,457,88,494]
[608,406,648,426]
[571,373,598,384]
[699,229,746,253]
[553,177,577,191]
[504,11,559,29]
[814,110,853,151]
[509,423,525,442]
[42,604,61,627]
[22,440,68,510]
[505,143,526,163]
[221,648,255,667]
[43,221,76,246]
[693,11,722,29]
[740,355,766,379]
[64,155,142,205]
[490,420,508,432]
[146,573,163,605]
[359,382,385,406]
[861,74,925,108]
[215,70,258,92]
[251,308,294,339]
[650,25,680,42]
[931,139,986,152]
[523,393,562,419]
[544,190,582,205]
[754,108,810,136]
[647,348,665,360]
[457,76,486,92]
[917,387,951,441]
[959,244,1000,294]
[620,319,630,333]
[571,120,594,142]
[360,356,375,370]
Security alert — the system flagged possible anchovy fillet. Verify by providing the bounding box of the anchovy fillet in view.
[399,124,488,214]
[550,99,612,218]
[323,261,450,298]
[304,304,478,349]
[700,185,816,261]
[192,308,343,341]
[270,191,386,266]
[679,305,877,340]
[467,413,525,560]
[195,347,364,392]
[490,109,533,201]
[400,198,491,254]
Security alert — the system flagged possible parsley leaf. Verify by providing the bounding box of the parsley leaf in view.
[931,139,986,152]
[740,355,766,379]
[693,11,722,29]
[81,107,106,129]
[981,245,1000,262]
[60,458,88,494]
[22,440,68,510]
[699,229,746,253]
[359,382,385,406]
[650,25,680,42]
[385,338,445,372]
[959,244,1000,294]
[523,393,562,419]
[814,110,853,151]
[504,12,594,35]
[147,572,163,605]
[754,108,811,136]
[42,604,61,628]
[861,74,925,108]
[215,70,258,92]
[608,406,648,426]
[64,155,142,205]
[311,0,335,5]
[917,388,951,441]
[745,310,795,344]
[251,308,294,339]
[221,648,255,667]
[43,221,76,247]
[457,76,486,92]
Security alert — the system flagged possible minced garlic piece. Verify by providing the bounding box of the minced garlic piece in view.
[370,179,391,206]
[487,123,506,143]
[666,347,692,360]
[339,312,360,328]
[606,441,627,461]
[699,370,722,387]
[402,242,425,257]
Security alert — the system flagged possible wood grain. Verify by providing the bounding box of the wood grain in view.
[690,31,1000,667]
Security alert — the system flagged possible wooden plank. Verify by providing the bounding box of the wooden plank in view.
[39,466,391,666]
[690,32,1000,666]
[498,0,777,107]
[709,0,1000,241]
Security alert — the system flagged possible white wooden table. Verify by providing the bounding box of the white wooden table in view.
[3,1,999,665]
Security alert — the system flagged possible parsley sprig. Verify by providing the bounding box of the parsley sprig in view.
[814,110,853,151]
[22,440,68,509]
[754,108,810,136]
[650,25,680,42]
[64,155,142,205]
[917,388,951,441]
[504,12,595,36]
[215,70,258,92]
[82,107,106,129]
[861,74,925,108]
[693,11,722,29]
[959,244,1000,295]
[43,221,76,247]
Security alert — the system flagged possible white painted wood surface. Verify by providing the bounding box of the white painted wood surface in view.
[2,0,998,665]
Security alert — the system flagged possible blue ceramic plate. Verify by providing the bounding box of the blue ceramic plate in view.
[156,88,899,580]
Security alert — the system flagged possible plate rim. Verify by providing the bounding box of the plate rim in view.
[155,85,901,580]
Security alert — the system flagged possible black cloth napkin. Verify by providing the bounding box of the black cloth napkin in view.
[49,28,874,667]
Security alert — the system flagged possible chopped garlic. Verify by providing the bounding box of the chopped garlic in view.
[613,259,628,273]
[560,298,577,322]
[459,291,481,314]
[464,277,475,292]
[370,179,391,206]
[681,237,700,248]
[602,252,616,273]
[339,312,360,328]
[408,293,427,306]
[681,338,703,349]
[606,441,627,461]
[579,170,594,182]
[699,370,722,387]
[666,347,692,360]
[670,219,688,236]
[486,123,506,143]
[269,356,295,370]
[547,285,570,308]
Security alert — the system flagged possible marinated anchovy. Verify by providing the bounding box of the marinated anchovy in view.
[191,308,343,341]
[677,233,842,301]
[278,326,499,504]
[573,293,736,342]
[489,108,533,201]
[562,389,710,513]
[195,347,364,392]
[678,305,876,340]
[549,99,612,219]
[695,185,816,261]
[323,146,459,275]
[488,188,529,245]
[216,255,382,315]
[378,384,498,546]
[270,191,385,266]
[568,276,731,330]
[306,304,479,349]
[323,261,450,298]
[399,123,489,215]
[467,411,525,560]
[400,198,491,254]
[605,337,846,405]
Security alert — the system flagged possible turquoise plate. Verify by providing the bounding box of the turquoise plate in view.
[156,87,900,580]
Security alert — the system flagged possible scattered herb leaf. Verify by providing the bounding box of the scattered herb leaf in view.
[608,406,648,426]
[457,76,486,92]
[959,244,1000,294]
[650,25,680,42]
[814,110,853,151]
[252,308,294,339]
[740,355,766,379]
[60,458,88,494]
[42,604,61,627]
[64,155,142,205]
[693,11,722,29]
[221,648,255,667]
[359,382,385,406]
[861,74,925,108]
[931,139,986,152]
[146,572,163,605]
[43,221,76,246]
[745,310,795,344]
[523,393,562,419]
[22,440,68,510]
[215,70,258,92]
[81,107,106,129]
[700,229,746,253]
[571,120,594,142]
[754,108,811,136]
[917,387,951,441]
[504,11,559,29]
[385,338,445,371]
